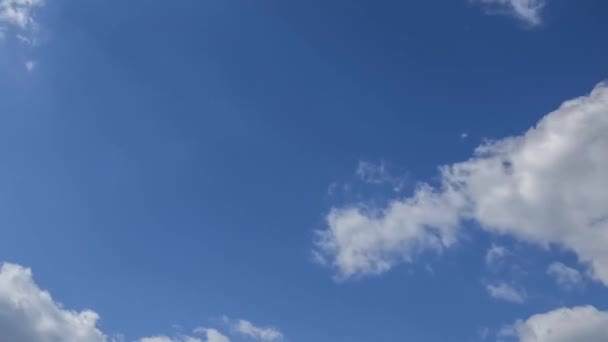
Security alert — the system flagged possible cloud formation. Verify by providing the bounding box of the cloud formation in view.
[315,83,608,283]
[485,244,508,267]
[474,0,546,26]
[485,282,526,303]
[232,319,283,342]
[0,0,43,41]
[138,338,197,342]
[137,329,230,342]
[200,329,230,342]
[315,183,464,279]
[0,262,108,342]
[0,262,282,342]
[501,306,608,341]
[547,262,583,290]
[355,160,406,192]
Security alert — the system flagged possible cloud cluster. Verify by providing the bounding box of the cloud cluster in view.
[474,0,547,26]
[315,83,608,283]
[0,262,281,342]
[0,0,43,41]
[0,263,108,342]
[501,306,608,341]
[0,0,43,70]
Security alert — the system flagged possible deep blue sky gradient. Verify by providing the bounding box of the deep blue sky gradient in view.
[1,1,607,341]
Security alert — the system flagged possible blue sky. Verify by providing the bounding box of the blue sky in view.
[1,0,608,341]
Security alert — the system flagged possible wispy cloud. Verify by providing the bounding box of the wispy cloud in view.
[231,319,283,342]
[356,160,406,192]
[0,0,44,72]
[0,0,44,42]
[24,59,35,71]
[474,0,547,26]
[485,282,527,303]
[547,262,584,290]
[485,244,508,267]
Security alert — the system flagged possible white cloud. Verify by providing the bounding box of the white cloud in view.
[0,262,109,342]
[24,59,35,71]
[0,0,44,71]
[355,160,405,192]
[547,262,583,290]
[135,319,284,342]
[474,0,546,26]
[191,328,230,342]
[315,184,465,279]
[138,338,185,342]
[0,0,43,40]
[233,320,283,342]
[203,330,230,342]
[315,83,608,283]
[501,306,608,341]
[137,335,210,342]
[485,282,526,303]
[130,328,232,342]
[0,262,266,342]
[485,244,508,267]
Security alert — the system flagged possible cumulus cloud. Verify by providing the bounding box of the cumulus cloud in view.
[547,262,583,290]
[474,0,546,26]
[500,306,608,341]
[202,330,230,342]
[315,83,608,283]
[0,262,280,342]
[232,320,283,342]
[191,328,230,342]
[0,262,109,342]
[315,183,465,279]
[0,0,43,41]
[485,282,526,303]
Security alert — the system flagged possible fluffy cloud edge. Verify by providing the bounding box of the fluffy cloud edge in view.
[224,318,283,342]
[314,82,608,283]
[0,262,284,342]
[500,306,608,341]
[0,262,108,342]
[473,0,547,26]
